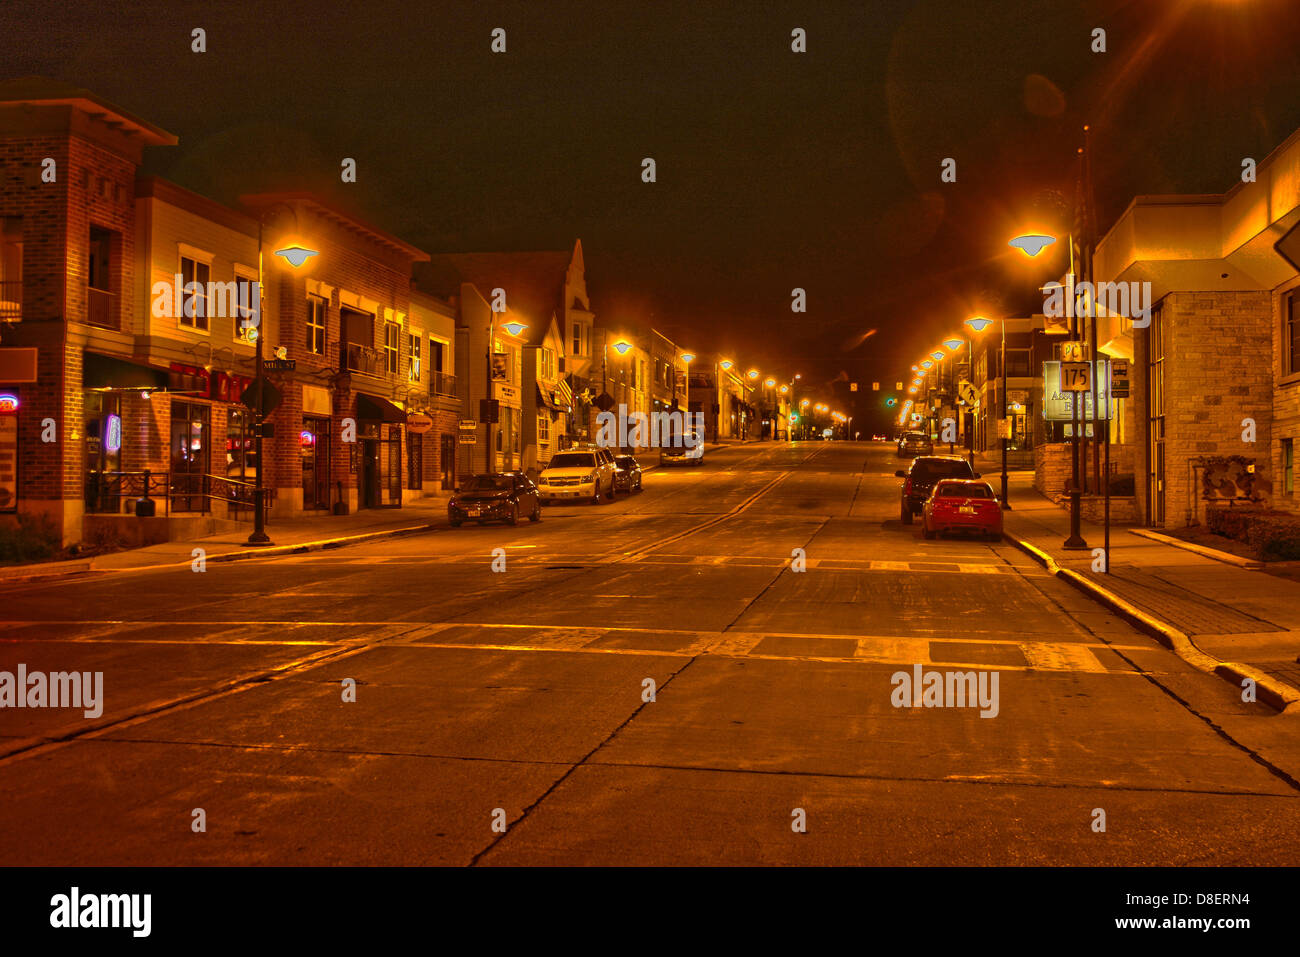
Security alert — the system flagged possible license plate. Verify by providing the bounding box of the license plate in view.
[959,506,975,514]
[467,507,481,516]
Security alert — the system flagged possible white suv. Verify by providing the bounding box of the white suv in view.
[538,448,618,504]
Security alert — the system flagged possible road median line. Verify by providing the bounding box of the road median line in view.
[1003,532,1300,714]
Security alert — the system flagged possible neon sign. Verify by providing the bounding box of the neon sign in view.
[105,414,122,453]
[0,394,18,413]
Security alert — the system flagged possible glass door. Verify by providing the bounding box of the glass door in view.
[170,401,210,512]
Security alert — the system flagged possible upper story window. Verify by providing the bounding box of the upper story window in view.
[384,322,400,374]
[179,255,210,331]
[306,295,326,354]
[1287,289,1300,377]
[571,323,586,357]
[0,217,20,321]
[234,276,258,343]
[408,332,422,382]
[541,346,556,380]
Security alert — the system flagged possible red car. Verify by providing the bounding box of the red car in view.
[921,479,1003,541]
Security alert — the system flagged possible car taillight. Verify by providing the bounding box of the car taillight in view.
[903,478,912,495]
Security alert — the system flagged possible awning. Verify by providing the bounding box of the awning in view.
[83,353,167,391]
[356,393,405,422]
[536,382,563,413]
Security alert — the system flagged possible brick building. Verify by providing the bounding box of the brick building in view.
[0,79,460,546]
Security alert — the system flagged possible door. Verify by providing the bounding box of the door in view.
[169,401,210,512]
[440,433,456,490]
[301,416,330,509]
[360,438,380,508]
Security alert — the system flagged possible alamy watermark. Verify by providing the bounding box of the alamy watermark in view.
[0,665,103,718]
[1043,272,1151,328]
[594,404,703,450]
[890,664,999,718]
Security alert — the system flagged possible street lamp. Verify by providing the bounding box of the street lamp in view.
[680,353,695,440]
[489,316,526,473]
[965,315,1010,510]
[246,206,317,547]
[1011,229,1088,548]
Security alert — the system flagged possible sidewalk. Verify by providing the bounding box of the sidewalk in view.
[999,470,1300,711]
[1,496,451,581]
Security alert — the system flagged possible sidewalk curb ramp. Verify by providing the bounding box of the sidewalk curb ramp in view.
[0,522,437,583]
[1005,534,1300,715]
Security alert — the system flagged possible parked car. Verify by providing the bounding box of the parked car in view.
[613,454,644,493]
[922,479,1004,541]
[872,433,887,442]
[896,430,933,458]
[448,472,540,527]
[660,430,704,466]
[896,455,978,525]
[537,448,617,504]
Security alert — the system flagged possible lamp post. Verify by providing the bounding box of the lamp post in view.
[1011,230,1086,547]
[488,317,527,472]
[965,315,1010,509]
[245,206,317,547]
[679,353,695,444]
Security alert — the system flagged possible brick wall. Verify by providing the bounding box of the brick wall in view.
[1274,280,1300,514]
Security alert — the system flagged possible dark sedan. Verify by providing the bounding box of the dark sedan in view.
[613,454,644,493]
[896,455,978,525]
[449,472,541,527]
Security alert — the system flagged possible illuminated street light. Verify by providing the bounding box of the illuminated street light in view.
[747,369,760,379]
[779,384,788,394]
[274,245,318,268]
[921,360,933,369]
[502,321,528,337]
[942,338,963,351]
[764,377,776,388]
[965,316,993,333]
[612,339,633,355]
[720,359,734,371]
[1009,233,1056,257]
[930,351,944,361]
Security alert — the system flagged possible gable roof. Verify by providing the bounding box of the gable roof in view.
[417,247,578,344]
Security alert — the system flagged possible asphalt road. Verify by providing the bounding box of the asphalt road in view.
[2,441,1298,865]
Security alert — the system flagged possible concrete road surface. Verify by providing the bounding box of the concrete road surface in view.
[1,441,1297,865]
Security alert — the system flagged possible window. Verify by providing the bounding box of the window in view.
[538,414,551,445]
[430,339,445,372]
[1288,290,1300,377]
[0,217,20,321]
[234,276,258,343]
[306,295,326,354]
[408,332,422,382]
[384,322,400,374]
[179,256,210,330]
[572,323,584,356]
[541,347,556,380]
[1285,438,1294,495]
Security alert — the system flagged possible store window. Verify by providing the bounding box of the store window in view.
[301,416,331,509]
[83,391,122,513]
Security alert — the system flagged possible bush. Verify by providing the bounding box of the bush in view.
[1206,507,1300,561]
[0,513,61,564]
[1108,473,1135,496]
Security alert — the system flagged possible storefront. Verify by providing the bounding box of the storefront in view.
[356,393,404,508]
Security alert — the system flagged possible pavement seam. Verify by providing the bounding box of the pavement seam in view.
[0,624,429,768]
[467,654,701,866]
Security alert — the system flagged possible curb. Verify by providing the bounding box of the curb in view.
[1,522,440,583]
[0,559,93,583]
[1004,533,1300,714]
[1127,528,1263,569]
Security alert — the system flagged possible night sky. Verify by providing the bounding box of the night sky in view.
[5,0,1300,425]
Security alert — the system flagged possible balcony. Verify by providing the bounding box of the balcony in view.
[87,286,117,330]
[344,342,387,376]
[431,370,457,397]
[0,280,18,321]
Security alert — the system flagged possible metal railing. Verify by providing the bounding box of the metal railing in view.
[85,470,260,518]
[0,280,19,321]
[344,342,387,376]
[87,286,117,329]
[431,369,457,397]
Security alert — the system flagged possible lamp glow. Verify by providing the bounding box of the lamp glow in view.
[274,245,319,268]
[502,321,527,337]
[965,316,993,332]
[1009,234,1056,257]
[612,340,632,355]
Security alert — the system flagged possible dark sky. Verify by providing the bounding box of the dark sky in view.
[5,0,1300,426]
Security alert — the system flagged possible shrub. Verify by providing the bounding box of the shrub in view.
[0,513,61,564]
[1108,473,1135,496]
[1205,507,1300,560]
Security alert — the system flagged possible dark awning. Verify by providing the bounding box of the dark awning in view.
[83,353,167,391]
[356,393,405,422]
[536,382,562,412]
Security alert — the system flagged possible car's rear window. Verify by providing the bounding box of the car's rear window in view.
[935,482,993,498]
[549,452,595,468]
[615,456,637,468]
[913,459,974,478]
